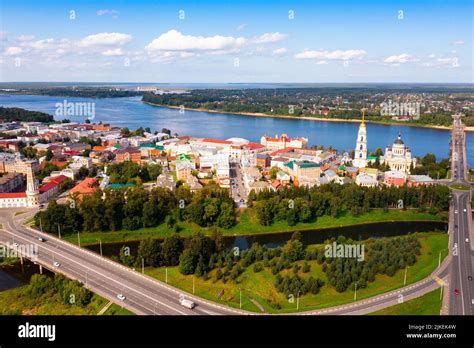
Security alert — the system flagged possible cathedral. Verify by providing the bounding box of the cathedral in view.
[382,133,417,173]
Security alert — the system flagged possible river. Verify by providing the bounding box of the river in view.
[84,221,447,257]
[1,94,472,166]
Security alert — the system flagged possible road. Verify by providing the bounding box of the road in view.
[447,114,474,315]
[230,162,248,207]
[0,209,245,316]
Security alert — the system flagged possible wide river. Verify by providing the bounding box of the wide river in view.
[1,94,473,166]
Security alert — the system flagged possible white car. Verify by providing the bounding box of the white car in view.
[117,294,126,301]
[38,237,46,242]
[455,210,458,214]
[53,261,60,267]
[464,209,467,213]
[466,238,470,243]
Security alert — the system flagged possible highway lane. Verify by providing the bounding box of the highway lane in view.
[449,191,473,315]
[447,115,473,315]
[0,211,245,316]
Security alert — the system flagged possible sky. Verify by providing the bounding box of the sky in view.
[0,0,472,83]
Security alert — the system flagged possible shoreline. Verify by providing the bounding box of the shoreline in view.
[143,101,474,132]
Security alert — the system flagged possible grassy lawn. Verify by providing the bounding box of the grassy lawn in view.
[0,286,108,315]
[449,183,471,191]
[63,209,447,246]
[103,303,135,315]
[370,288,442,315]
[145,232,448,314]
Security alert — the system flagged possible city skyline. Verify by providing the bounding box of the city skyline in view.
[0,0,472,83]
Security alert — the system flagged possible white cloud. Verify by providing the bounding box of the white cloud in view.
[80,33,131,47]
[102,48,124,56]
[452,40,464,45]
[252,32,288,44]
[383,53,418,64]
[315,60,328,65]
[145,30,246,53]
[272,47,287,56]
[17,35,35,42]
[295,49,366,61]
[27,38,56,50]
[4,47,23,56]
[428,54,436,58]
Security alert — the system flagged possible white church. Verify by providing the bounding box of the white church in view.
[353,111,416,173]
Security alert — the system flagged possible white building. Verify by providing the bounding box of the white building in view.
[382,133,417,173]
[353,112,368,168]
[355,173,379,187]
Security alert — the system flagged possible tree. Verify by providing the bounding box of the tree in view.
[45,149,53,161]
[27,274,53,297]
[146,164,162,181]
[179,249,197,275]
[281,239,305,262]
[137,238,161,267]
[161,234,183,266]
[216,202,235,228]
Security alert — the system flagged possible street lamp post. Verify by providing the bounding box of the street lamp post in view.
[296,291,300,310]
[354,282,358,301]
[57,223,61,239]
[98,239,102,257]
[404,266,409,286]
[192,275,195,294]
[77,230,80,247]
[239,288,242,309]
[142,258,145,274]
[39,218,43,232]
[165,268,168,284]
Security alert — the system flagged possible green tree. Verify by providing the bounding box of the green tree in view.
[137,238,161,267]
[161,234,183,266]
[179,249,197,275]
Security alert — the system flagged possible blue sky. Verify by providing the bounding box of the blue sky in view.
[0,0,472,83]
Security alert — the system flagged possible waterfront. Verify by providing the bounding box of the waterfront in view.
[1,94,473,166]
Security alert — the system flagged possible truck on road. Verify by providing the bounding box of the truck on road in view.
[179,297,195,309]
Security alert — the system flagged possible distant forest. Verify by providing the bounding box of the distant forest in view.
[0,107,54,123]
[2,87,142,99]
[142,88,474,127]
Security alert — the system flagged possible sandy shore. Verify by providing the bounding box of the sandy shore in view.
[143,101,474,132]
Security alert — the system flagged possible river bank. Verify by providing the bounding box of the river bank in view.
[63,209,447,246]
[143,101,474,132]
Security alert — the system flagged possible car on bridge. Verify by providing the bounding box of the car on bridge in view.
[53,261,60,268]
[454,288,460,296]
[117,294,126,301]
[38,237,46,242]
